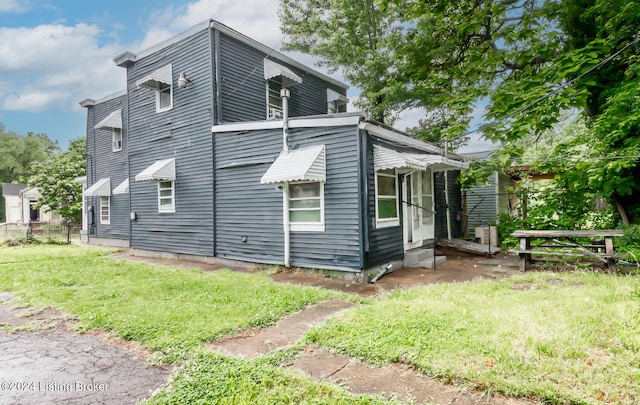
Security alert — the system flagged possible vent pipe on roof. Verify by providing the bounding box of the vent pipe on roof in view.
[281,88,291,267]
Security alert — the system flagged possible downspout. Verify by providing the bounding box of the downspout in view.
[444,141,452,240]
[281,88,291,267]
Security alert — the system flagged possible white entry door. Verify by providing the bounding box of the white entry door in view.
[403,170,435,250]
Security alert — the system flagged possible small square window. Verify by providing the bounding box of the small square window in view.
[100,196,110,225]
[289,182,324,232]
[112,129,122,152]
[158,181,175,213]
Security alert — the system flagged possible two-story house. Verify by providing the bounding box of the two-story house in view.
[80,19,467,279]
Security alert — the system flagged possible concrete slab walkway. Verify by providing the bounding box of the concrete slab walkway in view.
[0,293,170,405]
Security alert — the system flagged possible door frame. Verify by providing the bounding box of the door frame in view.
[402,170,435,251]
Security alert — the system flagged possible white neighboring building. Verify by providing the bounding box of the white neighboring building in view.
[1,183,60,224]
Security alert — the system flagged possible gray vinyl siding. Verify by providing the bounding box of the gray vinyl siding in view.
[365,136,403,267]
[465,173,512,232]
[126,28,215,256]
[365,136,464,267]
[217,31,346,123]
[465,174,498,230]
[434,170,462,239]
[214,125,362,270]
[85,94,129,240]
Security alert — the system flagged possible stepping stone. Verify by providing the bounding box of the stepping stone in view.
[209,300,356,359]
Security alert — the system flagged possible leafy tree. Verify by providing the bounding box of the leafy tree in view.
[279,0,405,124]
[28,137,85,239]
[0,124,59,183]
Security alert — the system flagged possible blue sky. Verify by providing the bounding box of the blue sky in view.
[0,0,493,153]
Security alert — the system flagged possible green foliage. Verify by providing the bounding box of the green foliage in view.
[27,137,85,225]
[148,353,391,404]
[279,0,406,124]
[618,225,640,264]
[0,124,59,183]
[0,245,346,363]
[308,272,640,403]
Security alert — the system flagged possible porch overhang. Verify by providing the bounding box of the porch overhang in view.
[135,158,176,182]
[373,145,468,172]
[84,178,111,197]
[264,59,302,87]
[260,145,326,184]
[136,64,172,90]
[112,178,129,195]
[94,109,122,130]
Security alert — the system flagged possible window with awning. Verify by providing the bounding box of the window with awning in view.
[260,145,325,184]
[136,64,173,112]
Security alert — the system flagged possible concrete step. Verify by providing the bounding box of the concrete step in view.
[403,248,432,267]
[416,255,446,269]
[403,248,446,268]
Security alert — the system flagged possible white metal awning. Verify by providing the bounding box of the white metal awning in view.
[112,178,129,195]
[94,109,122,130]
[260,145,326,184]
[84,178,111,197]
[373,145,468,172]
[136,64,172,90]
[135,158,175,182]
[264,59,302,87]
[327,88,349,103]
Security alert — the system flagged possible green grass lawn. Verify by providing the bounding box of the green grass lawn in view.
[307,271,640,404]
[0,245,347,363]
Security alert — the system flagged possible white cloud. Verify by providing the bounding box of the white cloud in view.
[0,23,125,112]
[0,0,26,13]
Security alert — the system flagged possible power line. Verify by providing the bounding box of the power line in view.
[459,34,640,139]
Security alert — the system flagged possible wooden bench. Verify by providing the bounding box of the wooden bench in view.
[510,230,625,272]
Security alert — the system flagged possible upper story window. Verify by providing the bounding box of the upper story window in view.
[327,89,348,114]
[136,64,173,113]
[267,79,283,120]
[263,59,302,120]
[112,128,122,152]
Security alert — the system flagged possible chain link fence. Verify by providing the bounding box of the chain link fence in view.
[0,222,81,243]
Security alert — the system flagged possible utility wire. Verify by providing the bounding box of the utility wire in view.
[460,34,640,139]
[225,33,289,97]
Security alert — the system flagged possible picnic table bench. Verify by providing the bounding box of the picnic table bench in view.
[510,230,625,272]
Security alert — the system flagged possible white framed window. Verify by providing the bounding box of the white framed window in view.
[375,169,399,227]
[289,182,324,232]
[267,79,283,119]
[100,196,110,224]
[112,128,122,152]
[158,181,175,213]
[328,99,347,114]
[156,82,173,112]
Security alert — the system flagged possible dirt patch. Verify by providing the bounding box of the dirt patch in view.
[209,300,356,359]
[289,346,530,405]
[0,293,170,405]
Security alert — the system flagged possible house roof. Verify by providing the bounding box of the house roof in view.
[211,113,467,163]
[2,183,28,197]
[260,145,326,184]
[113,19,348,90]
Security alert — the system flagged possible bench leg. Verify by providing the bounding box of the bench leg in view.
[519,237,531,272]
[605,237,616,273]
